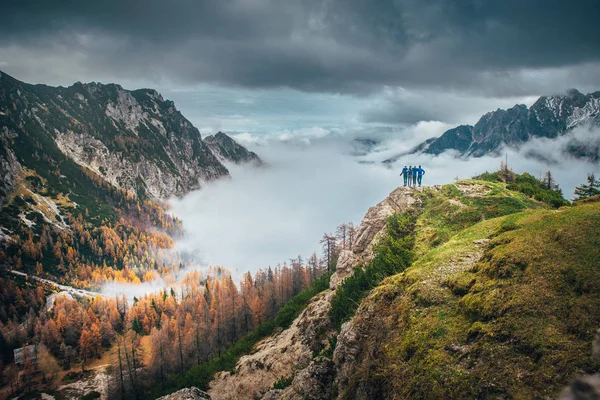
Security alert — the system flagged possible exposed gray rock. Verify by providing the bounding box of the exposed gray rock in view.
[0,70,254,200]
[560,375,600,400]
[330,186,422,289]
[261,390,283,400]
[0,133,20,205]
[204,131,262,165]
[208,291,336,400]
[332,306,378,400]
[276,358,337,400]
[157,387,211,400]
[328,250,359,290]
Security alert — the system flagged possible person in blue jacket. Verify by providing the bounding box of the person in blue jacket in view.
[417,165,425,187]
[407,166,413,187]
[412,166,418,187]
[399,166,409,186]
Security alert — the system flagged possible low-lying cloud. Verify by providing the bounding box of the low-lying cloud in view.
[169,140,400,274]
[169,126,599,275]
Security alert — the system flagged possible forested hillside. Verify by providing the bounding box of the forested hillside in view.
[0,72,341,399]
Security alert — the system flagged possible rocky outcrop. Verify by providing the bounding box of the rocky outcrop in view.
[157,387,211,400]
[333,303,386,400]
[330,186,422,289]
[54,129,222,200]
[204,131,262,165]
[272,358,337,400]
[0,129,20,205]
[208,291,336,400]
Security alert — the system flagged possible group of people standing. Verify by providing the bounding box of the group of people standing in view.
[400,165,426,187]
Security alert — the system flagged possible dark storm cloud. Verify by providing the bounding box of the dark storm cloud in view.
[1,0,599,95]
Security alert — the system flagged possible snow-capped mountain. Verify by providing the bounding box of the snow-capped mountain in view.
[395,89,600,161]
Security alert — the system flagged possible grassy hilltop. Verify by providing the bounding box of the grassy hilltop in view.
[334,177,600,399]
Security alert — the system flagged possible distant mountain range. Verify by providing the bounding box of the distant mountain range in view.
[384,89,600,164]
[0,70,260,203]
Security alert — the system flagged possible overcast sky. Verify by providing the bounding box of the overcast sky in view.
[1,0,599,135]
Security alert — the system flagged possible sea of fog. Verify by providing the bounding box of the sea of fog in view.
[168,126,599,275]
[100,125,598,299]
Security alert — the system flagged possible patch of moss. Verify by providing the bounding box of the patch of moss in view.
[272,376,294,390]
[413,180,543,258]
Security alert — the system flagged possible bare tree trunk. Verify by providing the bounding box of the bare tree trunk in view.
[231,289,237,341]
[117,343,126,400]
[159,333,165,388]
[177,325,184,373]
[217,303,222,357]
[122,338,138,399]
[194,328,202,366]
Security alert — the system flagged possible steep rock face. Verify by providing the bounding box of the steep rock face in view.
[0,70,247,200]
[0,128,21,205]
[424,125,473,156]
[330,186,422,289]
[208,290,336,400]
[53,130,223,200]
[468,104,531,156]
[402,89,600,160]
[204,131,262,165]
[270,358,337,400]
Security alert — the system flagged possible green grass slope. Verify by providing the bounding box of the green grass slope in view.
[337,182,599,399]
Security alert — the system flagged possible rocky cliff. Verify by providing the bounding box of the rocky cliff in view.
[0,71,258,201]
[201,180,599,400]
[0,129,20,205]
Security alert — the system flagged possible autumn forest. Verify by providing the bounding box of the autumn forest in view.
[0,164,354,398]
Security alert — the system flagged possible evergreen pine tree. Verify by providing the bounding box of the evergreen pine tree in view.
[574,173,600,200]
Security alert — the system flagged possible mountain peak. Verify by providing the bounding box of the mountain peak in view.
[566,88,583,97]
[0,73,265,200]
[402,88,600,161]
[204,131,262,165]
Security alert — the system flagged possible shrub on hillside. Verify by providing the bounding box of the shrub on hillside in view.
[474,171,569,208]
